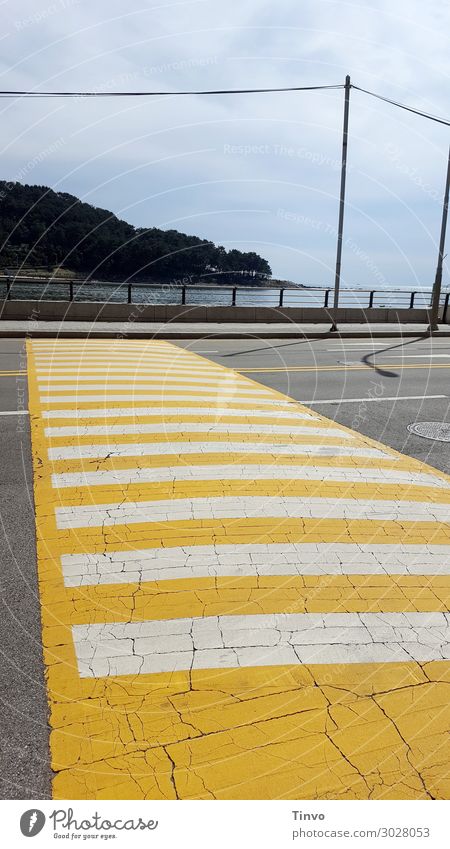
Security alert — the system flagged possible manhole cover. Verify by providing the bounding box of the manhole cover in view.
[407,421,450,442]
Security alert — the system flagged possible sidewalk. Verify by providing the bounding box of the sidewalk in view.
[1,319,449,338]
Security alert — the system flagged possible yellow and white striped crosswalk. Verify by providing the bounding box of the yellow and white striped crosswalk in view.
[27,340,450,800]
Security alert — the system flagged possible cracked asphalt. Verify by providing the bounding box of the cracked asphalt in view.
[1,335,450,800]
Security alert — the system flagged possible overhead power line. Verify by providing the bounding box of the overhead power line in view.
[352,85,450,128]
[0,79,448,126]
[0,83,343,97]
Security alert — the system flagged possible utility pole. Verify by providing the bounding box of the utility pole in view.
[428,144,450,333]
[330,74,351,333]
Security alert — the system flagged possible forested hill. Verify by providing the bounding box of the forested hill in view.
[0,181,272,281]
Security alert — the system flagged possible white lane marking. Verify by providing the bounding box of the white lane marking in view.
[303,395,446,405]
[37,375,248,386]
[55,495,450,530]
[341,358,450,365]
[45,423,349,438]
[39,394,294,406]
[33,356,210,365]
[324,347,395,352]
[324,344,445,350]
[33,346,204,353]
[37,385,274,397]
[62,542,450,586]
[31,337,173,350]
[31,344,175,351]
[31,342,174,346]
[0,410,29,416]
[325,348,382,351]
[42,406,318,421]
[72,611,450,676]
[35,366,227,375]
[52,464,447,491]
[33,348,196,354]
[49,442,385,461]
[373,354,450,359]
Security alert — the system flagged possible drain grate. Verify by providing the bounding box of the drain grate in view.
[407,421,450,442]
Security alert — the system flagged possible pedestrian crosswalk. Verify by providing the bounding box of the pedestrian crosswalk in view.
[27,339,450,800]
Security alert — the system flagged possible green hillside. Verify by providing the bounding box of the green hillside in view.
[0,181,272,282]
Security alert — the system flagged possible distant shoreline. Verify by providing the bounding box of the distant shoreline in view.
[0,269,310,289]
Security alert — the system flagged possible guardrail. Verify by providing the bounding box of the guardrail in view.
[1,277,449,320]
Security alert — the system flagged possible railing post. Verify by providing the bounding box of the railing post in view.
[232,287,237,306]
[181,286,186,305]
[409,291,416,309]
[324,289,330,308]
[279,288,284,307]
[368,290,375,308]
[443,292,450,324]
[69,282,74,301]
[127,283,132,304]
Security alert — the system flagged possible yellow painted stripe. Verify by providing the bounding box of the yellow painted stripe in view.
[39,574,450,626]
[47,453,418,475]
[45,432,354,447]
[37,517,450,558]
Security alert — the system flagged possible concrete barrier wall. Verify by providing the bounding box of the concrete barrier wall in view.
[1,299,434,324]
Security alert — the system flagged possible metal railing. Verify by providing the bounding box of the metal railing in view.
[1,276,449,320]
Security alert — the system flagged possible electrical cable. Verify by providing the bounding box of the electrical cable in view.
[351,84,450,127]
[0,84,343,98]
[0,80,448,126]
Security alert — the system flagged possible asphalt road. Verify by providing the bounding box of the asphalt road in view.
[0,340,51,799]
[0,334,449,799]
[177,335,450,476]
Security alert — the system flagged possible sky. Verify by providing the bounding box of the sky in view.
[1,0,449,289]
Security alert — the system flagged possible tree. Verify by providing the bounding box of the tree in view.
[0,181,272,282]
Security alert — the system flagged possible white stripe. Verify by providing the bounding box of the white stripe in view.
[33,350,207,357]
[31,341,174,345]
[37,375,247,386]
[31,344,175,351]
[72,611,450,677]
[325,344,415,350]
[42,406,318,421]
[305,395,446,405]
[381,354,450,359]
[49,442,385,461]
[52,464,447,490]
[33,349,196,355]
[33,356,209,365]
[0,410,29,416]
[35,366,226,375]
[45,423,349,437]
[39,394,292,406]
[55,495,450,530]
[33,349,201,356]
[31,344,175,350]
[62,542,450,586]
[37,384,274,396]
